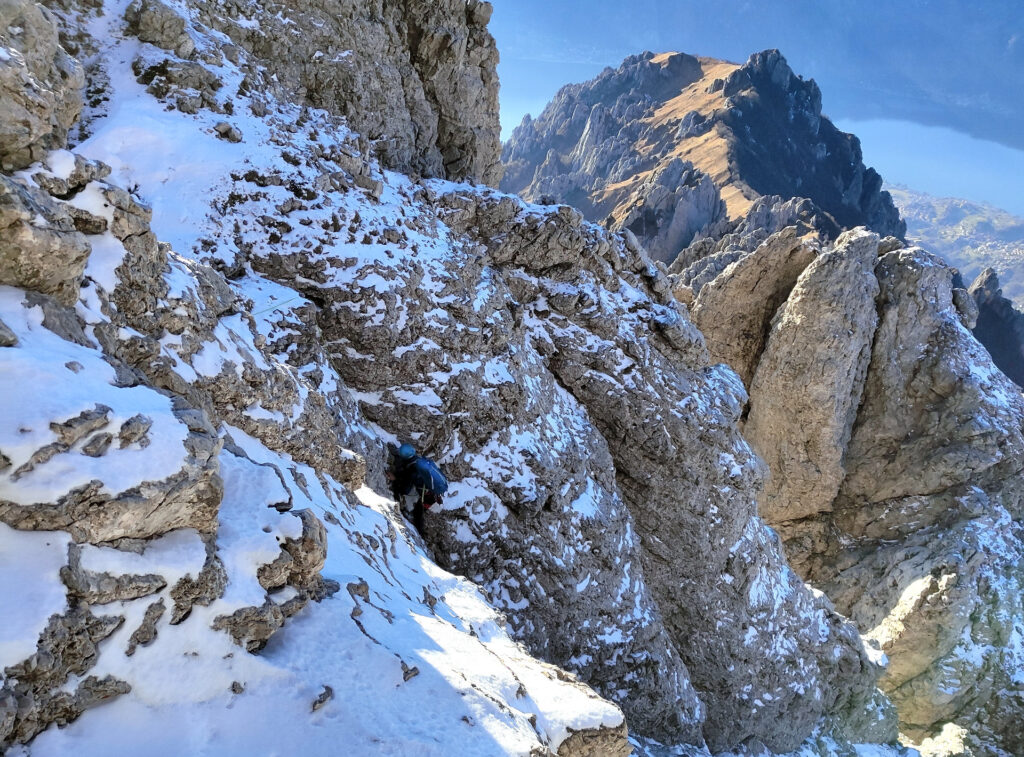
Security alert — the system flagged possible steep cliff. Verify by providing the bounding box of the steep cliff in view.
[501,50,905,265]
[684,211,1024,756]
[0,1,909,755]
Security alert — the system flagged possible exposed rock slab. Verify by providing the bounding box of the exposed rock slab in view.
[744,229,880,528]
[690,226,819,386]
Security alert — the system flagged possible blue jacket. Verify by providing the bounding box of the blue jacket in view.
[393,456,448,499]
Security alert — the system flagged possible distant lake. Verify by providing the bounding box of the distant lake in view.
[836,119,1024,217]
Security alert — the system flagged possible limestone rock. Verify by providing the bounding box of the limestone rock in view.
[555,723,631,756]
[744,229,880,526]
[691,226,819,386]
[194,0,502,184]
[235,170,892,750]
[124,0,196,59]
[169,538,227,624]
[501,49,904,268]
[838,249,1024,525]
[0,0,84,171]
[125,599,166,655]
[0,608,128,745]
[212,600,285,653]
[61,543,167,604]
[0,173,91,305]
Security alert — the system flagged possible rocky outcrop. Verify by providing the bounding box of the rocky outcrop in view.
[501,49,904,267]
[687,218,1024,754]
[1,0,970,754]
[689,226,819,386]
[744,229,880,525]
[969,268,1024,387]
[189,0,502,184]
[0,0,84,171]
[219,136,897,747]
[0,172,91,305]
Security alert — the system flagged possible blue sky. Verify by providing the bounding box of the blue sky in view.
[489,0,1024,215]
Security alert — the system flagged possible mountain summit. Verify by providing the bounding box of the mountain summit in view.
[501,49,905,264]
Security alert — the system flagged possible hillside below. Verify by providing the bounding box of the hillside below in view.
[888,184,1024,309]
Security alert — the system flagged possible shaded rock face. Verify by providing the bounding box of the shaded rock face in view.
[0,0,84,171]
[969,268,1024,388]
[192,0,501,185]
[687,218,1024,754]
[501,50,904,267]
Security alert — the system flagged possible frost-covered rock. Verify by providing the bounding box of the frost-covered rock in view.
[189,0,502,184]
[0,0,924,755]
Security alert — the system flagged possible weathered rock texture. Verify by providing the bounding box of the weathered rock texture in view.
[0,0,84,171]
[501,49,904,265]
[744,229,880,524]
[969,268,1024,387]
[191,0,502,184]
[687,216,1024,754]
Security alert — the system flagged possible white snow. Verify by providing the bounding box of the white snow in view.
[0,524,71,670]
[0,288,189,505]
[79,529,207,587]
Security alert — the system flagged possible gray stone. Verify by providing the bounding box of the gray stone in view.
[212,600,285,653]
[0,0,84,171]
[126,599,166,656]
[194,0,502,184]
[0,317,17,347]
[744,229,880,528]
[1,608,128,748]
[0,174,91,306]
[61,543,167,604]
[691,227,819,386]
[124,0,196,59]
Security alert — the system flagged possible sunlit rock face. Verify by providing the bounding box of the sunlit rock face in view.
[683,214,1024,755]
[0,0,942,754]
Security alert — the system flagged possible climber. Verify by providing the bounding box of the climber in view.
[386,443,448,536]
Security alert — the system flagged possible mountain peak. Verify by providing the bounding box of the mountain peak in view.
[501,47,905,265]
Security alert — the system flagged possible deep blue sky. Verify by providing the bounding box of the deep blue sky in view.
[490,0,1024,215]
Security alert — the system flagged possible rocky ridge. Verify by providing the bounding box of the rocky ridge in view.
[0,0,912,754]
[679,211,1024,756]
[501,49,904,266]
[969,268,1024,389]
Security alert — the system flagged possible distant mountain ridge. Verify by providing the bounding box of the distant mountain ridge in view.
[501,49,904,266]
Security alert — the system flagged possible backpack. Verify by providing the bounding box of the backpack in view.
[414,457,448,496]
